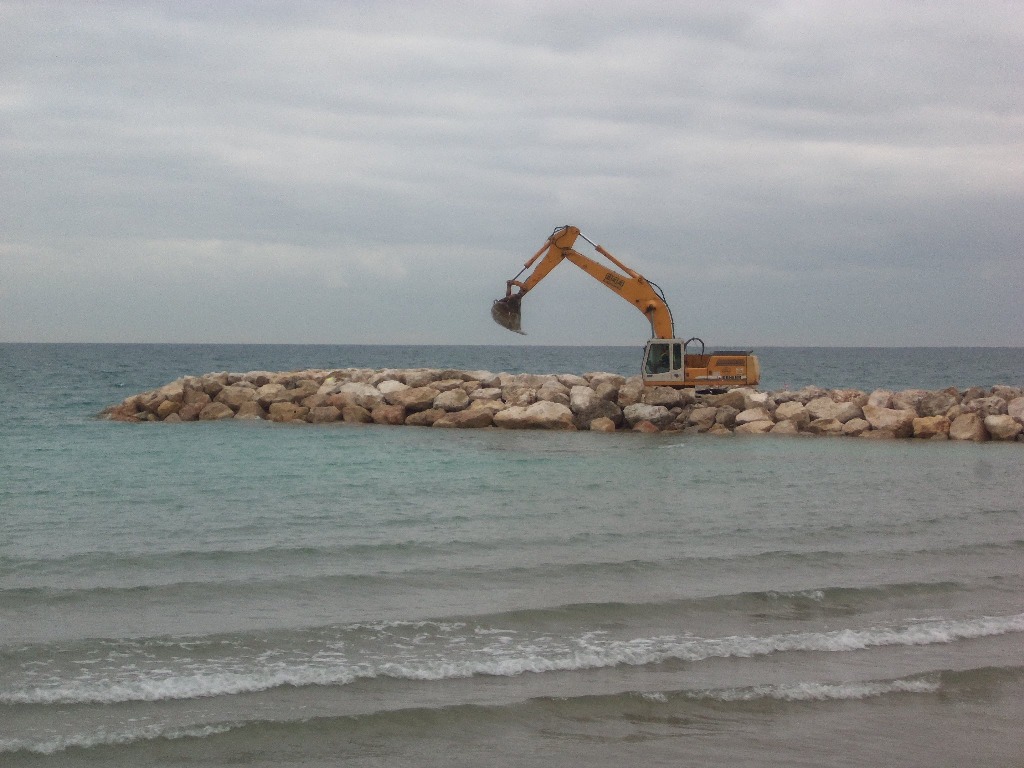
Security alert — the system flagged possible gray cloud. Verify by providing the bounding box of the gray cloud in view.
[1,1,1021,346]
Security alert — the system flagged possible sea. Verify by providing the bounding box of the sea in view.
[1,343,1023,767]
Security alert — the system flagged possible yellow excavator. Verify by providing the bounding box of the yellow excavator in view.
[491,225,760,389]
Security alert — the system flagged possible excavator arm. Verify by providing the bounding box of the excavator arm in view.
[491,225,676,339]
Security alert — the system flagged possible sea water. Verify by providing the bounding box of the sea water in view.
[1,344,1023,766]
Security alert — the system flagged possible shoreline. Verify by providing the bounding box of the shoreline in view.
[101,367,1024,442]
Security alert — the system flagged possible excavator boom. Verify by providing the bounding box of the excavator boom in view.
[492,226,675,338]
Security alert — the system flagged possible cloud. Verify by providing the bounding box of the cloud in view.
[1,1,1021,344]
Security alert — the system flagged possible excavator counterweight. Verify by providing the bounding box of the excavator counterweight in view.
[491,225,760,389]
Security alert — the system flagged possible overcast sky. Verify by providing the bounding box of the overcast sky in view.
[2,1,1021,347]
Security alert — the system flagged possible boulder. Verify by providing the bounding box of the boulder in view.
[641,386,691,408]
[198,402,235,421]
[735,420,774,435]
[587,372,626,389]
[892,389,930,412]
[214,385,256,410]
[707,390,746,411]
[589,416,617,433]
[593,381,620,401]
[406,408,446,426]
[385,386,441,412]
[805,418,844,436]
[616,378,645,408]
[234,401,267,420]
[285,380,320,402]
[867,389,895,409]
[569,385,601,413]
[432,409,494,428]
[574,398,623,429]
[912,416,950,439]
[774,401,810,428]
[462,370,501,388]
[841,418,871,436]
[371,404,407,425]
[557,374,590,388]
[536,381,570,406]
[632,420,661,433]
[268,402,309,423]
[862,404,916,437]
[255,383,291,408]
[992,385,1023,401]
[404,369,441,388]
[466,399,506,416]
[706,423,734,436]
[918,391,959,417]
[715,406,740,428]
[735,407,774,426]
[769,420,801,435]
[341,405,374,424]
[687,406,719,431]
[501,384,537,407]
[806,397,862,423]
[156,399,182,420]
[334,383,385,410]
[469,387,503,401]
[183,388,212,408]
[622,403,674,429]
[984,414,1022,441]
[962,396,1008,417]
[201,375,226,397]
[377,380,409,396]
[493,401,576,430]
[308,406,342,424]
[831,389,867,405]
[242,371,274,387]
[740,389,771,410]
[949,413,988,442]
[433,389,470,412]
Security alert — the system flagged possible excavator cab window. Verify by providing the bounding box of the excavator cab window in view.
[645,342,671,375]
[671,342,683,371]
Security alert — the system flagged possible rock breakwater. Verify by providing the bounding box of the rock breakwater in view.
[101,368,1024,442]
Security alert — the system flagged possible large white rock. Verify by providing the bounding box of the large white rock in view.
[867,389,894,409]
[536,380,570,406]
[774,401,809,427]
[735,407,774,425]
[333,382,385,410]
[984,414,1022,441]
[433,389,470,412]
[493,401,575,430]
[805,397,862,424]
[622,403,674,429]
[376,380,410,395]
[862,404,916,437]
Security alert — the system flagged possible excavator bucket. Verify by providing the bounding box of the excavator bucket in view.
[491,295,526,334]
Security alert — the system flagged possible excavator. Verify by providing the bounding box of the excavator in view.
[491,225,760,389]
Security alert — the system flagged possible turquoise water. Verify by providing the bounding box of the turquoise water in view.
[1,344,1023,766]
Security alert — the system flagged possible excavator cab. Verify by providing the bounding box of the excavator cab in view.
[643,337,760,390]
